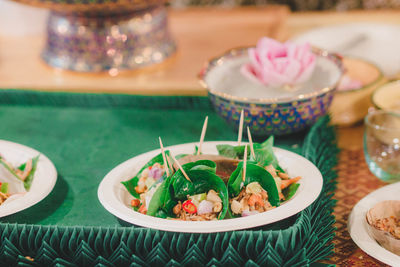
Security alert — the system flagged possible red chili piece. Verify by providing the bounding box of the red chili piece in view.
[182,200,197,214]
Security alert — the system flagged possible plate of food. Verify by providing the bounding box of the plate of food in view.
[348,182,400,266]
[292,22,400,77]
[0,140,57,218]
[98,116,323,233]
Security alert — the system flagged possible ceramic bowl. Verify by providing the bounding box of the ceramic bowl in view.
[9,0,176,72]
[199,47,343,136]
[330,57,384,126]
[366,200,400,256]
[372,80,400,110]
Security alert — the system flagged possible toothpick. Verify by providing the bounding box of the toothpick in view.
[238,109,244,146]
[242,145,247,182]
[247,127,255,159]
[159,137,170,177]
[166,155,175,173]
[197,116,208,155]
[171,154,192,182]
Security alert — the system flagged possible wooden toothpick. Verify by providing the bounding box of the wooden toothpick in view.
[242,145,248,182]
[238,109,244,146]
[166,155,175,173]
[247,127,255,159]
[197,116,208,155]
[171,154,192,182]
[159,137,170,177]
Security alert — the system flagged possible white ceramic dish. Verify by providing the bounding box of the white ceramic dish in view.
[0,140,57,218]
[98,141,323,233]
[203,51,342,101]
[348,182,400,266]
[372,80,400,110]
[293,23,400,77]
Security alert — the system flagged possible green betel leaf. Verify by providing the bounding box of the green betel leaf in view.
[22,155,39,191]
[216,145,248,159]
[171,169,228,220]
[0,158,22,181]
[187,160,216,172]
[147,176,177,218]
[282,183,300,201]
[227,161,244,198]
[253,136,284,172]
[121,151,171,199]
[171,160,216,199]
[147,160,215,218]
[187,169,229,220]
[148,166,229,220]
[0,155,39,191]
[228,161,280,207]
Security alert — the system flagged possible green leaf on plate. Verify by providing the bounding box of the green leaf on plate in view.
[228,161,280,207]
[121,151,171,199]
[282,183,300,201]
[21,155,39,191]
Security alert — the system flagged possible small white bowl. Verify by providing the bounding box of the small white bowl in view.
[373,80,400,110]
[330,57,384,126]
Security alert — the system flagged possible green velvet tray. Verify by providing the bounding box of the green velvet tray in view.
[0,90,338,266]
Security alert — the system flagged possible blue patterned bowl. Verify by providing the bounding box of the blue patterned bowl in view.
[199,47,344,136]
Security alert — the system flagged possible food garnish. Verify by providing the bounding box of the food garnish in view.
[0,155,39,206]
[366,200,400,255]
[122,117,302,221]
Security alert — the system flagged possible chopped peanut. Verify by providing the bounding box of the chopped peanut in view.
[213,202,222,213]
[173,203,182,215]
[231,200,242,214]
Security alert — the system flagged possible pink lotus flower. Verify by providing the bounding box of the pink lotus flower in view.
[241,37,316,87]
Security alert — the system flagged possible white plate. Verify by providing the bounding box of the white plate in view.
[98,141,323,233]
[0,140,57,218]
[348,182,400,266]
[292,23,400,77]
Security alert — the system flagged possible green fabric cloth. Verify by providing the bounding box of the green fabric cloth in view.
[0,90,337,266]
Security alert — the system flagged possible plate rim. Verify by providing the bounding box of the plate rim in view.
[348,182,400,266]
[291,22,400,77]
[98,141,323,233]
[0,140,58,218]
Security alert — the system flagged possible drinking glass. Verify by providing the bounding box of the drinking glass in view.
[364,110,400,182]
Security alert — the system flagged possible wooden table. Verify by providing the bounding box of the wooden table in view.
[1,6,397,266]
[0,6,288,95]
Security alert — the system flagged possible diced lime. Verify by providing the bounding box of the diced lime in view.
[189,193,207,207]
[0,183,8,194]
[245,182,263,194]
